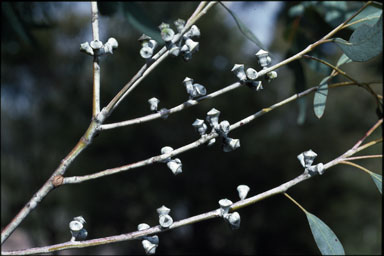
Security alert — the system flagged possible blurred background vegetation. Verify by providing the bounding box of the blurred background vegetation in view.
[1,2,382,254]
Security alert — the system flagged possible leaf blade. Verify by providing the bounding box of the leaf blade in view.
[370,172,382,194]
[306,212,345,255]
[313,76,330,119]
[333,15,383,62]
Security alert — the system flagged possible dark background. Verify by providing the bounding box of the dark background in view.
[1,2,382,255]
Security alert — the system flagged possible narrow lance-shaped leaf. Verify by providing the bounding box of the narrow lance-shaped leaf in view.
[313,76,330,119]
[219,2,267,50]
[306,211,345,255]
[332,14,383,62]
[369,172,382,194]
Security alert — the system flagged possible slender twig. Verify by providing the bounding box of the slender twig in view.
[101,81,380,131]
[339,160,376,175]
[352,118,383,150]
[91,1,101,117]
[344,155,382,161]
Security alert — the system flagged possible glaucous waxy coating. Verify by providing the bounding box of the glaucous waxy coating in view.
[237,185,250,200]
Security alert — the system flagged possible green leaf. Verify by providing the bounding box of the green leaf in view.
[336,53,352,67]
[313,76,330,119]
[369,172,382,194]
[219,2,267,50]
[306,211,345,255]
[333,15,383,62]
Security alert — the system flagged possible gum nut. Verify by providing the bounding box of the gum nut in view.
[193,83,206,96]
[169,46,180,56]
[219,120,230,134]
[231,64,247,81]
[159,108,170,119]
[142,239,157,255]
[146,235,159,245]
[148,39,157,49]
[77,229,88,240]
[237,185,250,200]
[159,214,173,228]
[183,77,194,86]
[207,138,216,146]
[207,108,221,118]
[161,146,173,154]
[267,71,277,79]
[148,97,160,105]
[189,25,200,37]
[158,22,170,30]
[198,124,208,135]
[140,46,153,59]
[316,163,325,175]
[219,198,233,214]
[174,18,185,32]
[180,44,189,53]
[161,28,175,42]
[106,37,118,48]
[157,205,171,216]
[69,220,83,232]
[192,119,204,128]
[297,152,306,167]
[138,223,150,231]
[138,34,151,43]
[167,159,182,175]
[228,138,240,149]
[80,42,93,55]
[228,212,241,229]
[303,149,317,166]
[246,68,258,80]
[90,40,103,50]
[73,216,86,224]
[185,38,199,52]
[255,49,269,58]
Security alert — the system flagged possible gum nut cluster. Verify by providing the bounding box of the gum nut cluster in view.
[161,146,182,175]
[183,77,207,99]
[137,223,159,255]
[200,108,240,152]
[80,37,118,56]
[297,149,325,175]
[218,198,241,230]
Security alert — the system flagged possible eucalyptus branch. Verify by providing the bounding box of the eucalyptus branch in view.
[65,85,319,184]
[4,118,380,255]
